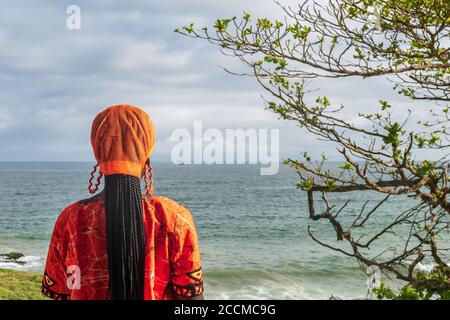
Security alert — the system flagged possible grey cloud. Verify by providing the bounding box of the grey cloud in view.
[0,0,442,162]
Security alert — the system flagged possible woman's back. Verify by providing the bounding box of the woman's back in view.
[42,194,203,300]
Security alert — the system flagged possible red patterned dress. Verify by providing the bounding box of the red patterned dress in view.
[41,194,203,300]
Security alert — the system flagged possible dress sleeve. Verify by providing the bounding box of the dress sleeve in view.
[41,207,72,300]
[169,205,204,298]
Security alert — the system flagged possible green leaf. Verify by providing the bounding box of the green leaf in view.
[338,163,354,171]
[182,23,194,34]
[214,19,232,33]
[379,100,391,111]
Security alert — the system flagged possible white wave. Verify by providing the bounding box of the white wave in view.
[18,255,41,262]
[416,261,450,273]
[204,278,365,300]
[416,262,435,273]
[0,253,44,271]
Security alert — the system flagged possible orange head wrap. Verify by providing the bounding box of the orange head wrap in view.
[90,104,156,178]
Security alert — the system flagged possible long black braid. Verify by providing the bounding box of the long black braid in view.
[104,174,146,300]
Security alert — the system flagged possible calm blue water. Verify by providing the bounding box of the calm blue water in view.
[0,162,414,299]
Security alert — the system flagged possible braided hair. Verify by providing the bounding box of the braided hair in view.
[104,174,146,300]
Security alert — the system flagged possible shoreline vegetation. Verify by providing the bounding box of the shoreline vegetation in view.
[0,268,44,300]
[0,252,44,300]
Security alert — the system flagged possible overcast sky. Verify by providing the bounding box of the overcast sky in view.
[0,0,438,162]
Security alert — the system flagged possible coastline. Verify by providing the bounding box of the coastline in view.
[0,268,44,300]
[0,162,376,300]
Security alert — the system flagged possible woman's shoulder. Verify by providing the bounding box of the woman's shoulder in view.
[79,192,105,207]
[145,195,194,230]
[51,201,80,235]
[54,194,104,229]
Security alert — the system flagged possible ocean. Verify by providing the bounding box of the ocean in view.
[0,162,413,299]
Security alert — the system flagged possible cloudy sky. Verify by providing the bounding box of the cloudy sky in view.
[0,0,436,162]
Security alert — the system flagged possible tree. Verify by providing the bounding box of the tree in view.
[177,0,450,299]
